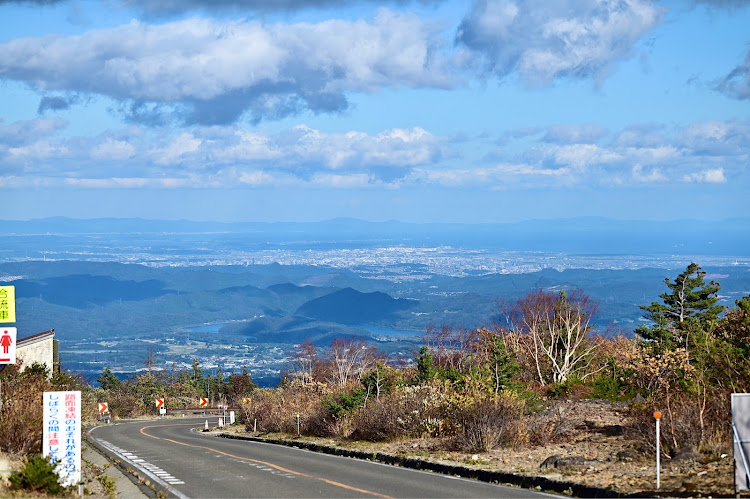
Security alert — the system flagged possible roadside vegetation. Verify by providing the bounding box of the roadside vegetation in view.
[240,263,749,463]
[2,262,749,495]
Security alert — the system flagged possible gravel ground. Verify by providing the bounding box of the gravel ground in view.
[227,399,744,498]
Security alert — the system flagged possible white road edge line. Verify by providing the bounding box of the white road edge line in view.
[88,434,190,499]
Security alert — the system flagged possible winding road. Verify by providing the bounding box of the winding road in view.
[88,417,555,498]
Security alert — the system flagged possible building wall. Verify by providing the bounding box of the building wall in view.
[17,336,55,373]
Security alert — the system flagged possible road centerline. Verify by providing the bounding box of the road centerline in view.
[140,424,392,498]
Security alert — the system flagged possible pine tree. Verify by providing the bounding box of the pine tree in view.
[97,366,122,392]
[636,262,722,351]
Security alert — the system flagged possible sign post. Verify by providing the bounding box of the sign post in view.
[654,411,661,490]
[43,391,81,487]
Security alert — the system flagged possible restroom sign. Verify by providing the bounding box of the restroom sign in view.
[0,286,15,323]
[0,327,16,364]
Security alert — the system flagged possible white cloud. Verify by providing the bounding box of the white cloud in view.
[0,11,454,125]
[547,143,622,169]
[683,168,727,183]
[90,138,136,161]
[64,177,191,188]
[631,164,667,183]
[150,132,203,165]
[456,0,663,86]
[0,118,67,147]
[0,117,746,191]
[542,123,609,144]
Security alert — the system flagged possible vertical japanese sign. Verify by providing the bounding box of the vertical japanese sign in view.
[43,391,81,487]
[0,286,15,323]
[0,327,16,364]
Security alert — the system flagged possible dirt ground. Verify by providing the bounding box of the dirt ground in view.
[235,399,745,498]
[0,444,113,498]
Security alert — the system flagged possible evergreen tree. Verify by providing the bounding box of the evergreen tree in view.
[484,334,521,393]
[97,366,122,392]
[636,262,722,351]
[415,346,436,383]
[190,358,205,392]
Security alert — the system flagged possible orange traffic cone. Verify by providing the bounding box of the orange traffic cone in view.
[204,420,209,431]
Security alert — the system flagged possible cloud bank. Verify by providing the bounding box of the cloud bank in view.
[0,11,453,125]
[1,118,746,191]
[456,0,663,86]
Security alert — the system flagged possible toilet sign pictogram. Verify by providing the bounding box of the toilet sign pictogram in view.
[0,327,16,364]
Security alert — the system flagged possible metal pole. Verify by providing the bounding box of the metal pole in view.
[655,412,661,490]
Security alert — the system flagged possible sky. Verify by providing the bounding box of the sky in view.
[0,0,748,223]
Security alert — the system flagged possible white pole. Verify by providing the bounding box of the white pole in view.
[655,412,661,489]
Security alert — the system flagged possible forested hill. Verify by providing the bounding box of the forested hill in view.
[4,260,750,344]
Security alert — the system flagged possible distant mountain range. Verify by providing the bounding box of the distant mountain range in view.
[2,216,749,255]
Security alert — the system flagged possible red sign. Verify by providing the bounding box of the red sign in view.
[0,327,16,364]
[98,402,108,413]
[155,398,164,408]
[199,397,208,407]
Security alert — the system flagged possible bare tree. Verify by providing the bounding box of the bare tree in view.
[291,340,318,384]
[510,289,600,385]
[327,338,373,387]
[423,324,478,373]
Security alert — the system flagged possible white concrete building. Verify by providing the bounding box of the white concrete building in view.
[16,329,58,373]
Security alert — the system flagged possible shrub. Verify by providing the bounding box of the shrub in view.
[453,392,526,453]
[0,366,48,454]
[8,454,66,496]
[627,390,729,457]
[527,400,576,446]
[351,380,452,441]
[590,375,629,401]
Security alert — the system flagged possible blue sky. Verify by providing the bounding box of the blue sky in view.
[0,0,748,223]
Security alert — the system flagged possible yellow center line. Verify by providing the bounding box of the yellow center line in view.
[139,424,392,498]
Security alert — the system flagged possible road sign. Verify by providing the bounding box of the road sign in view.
[155,398,164,408]
[199,397,208,407]
[0,327,16,364]
[43,391,81,487]
[98,402,109,413]
[0,286,15,323]
[242,397,251,404]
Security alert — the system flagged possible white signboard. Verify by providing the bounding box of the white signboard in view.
[43,391,81,487]
[733,393,750,492]
[0,327,16,364]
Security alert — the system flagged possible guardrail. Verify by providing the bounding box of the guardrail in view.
[166,406,240,416]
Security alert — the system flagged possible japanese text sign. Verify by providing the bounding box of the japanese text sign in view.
[0,286,15,323]
[43,391,81,487]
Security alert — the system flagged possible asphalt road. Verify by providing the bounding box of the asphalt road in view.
[88,417,555,498]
